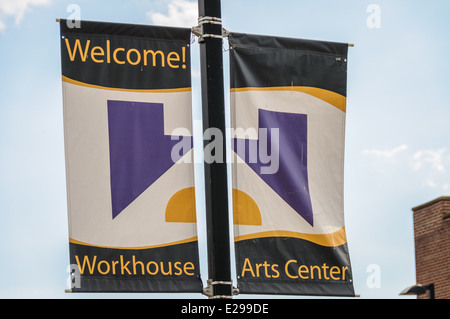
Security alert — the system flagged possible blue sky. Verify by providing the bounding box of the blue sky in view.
[1,0,450,299]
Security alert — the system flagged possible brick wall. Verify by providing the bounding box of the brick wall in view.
[412,197,450,299]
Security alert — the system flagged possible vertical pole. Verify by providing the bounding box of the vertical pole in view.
[427,284,435,299]
[198,0,233,298]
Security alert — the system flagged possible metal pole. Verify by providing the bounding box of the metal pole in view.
[427,284,435,299]
[197,0,233,298]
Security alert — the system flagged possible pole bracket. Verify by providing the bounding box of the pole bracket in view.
[202,279,239,298]
[191,16,229,43]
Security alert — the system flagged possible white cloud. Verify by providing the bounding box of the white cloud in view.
[363,145,450,190]
[0,0,50,31]
[425,179,438,188]
[411,149,450,190]
[362,144,408,160]
[412,148,447,172]
[147,0,197,28]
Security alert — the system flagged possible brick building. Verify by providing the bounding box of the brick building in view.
[411,196,450,299]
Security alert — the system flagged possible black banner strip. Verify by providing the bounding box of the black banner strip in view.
[229,32,348,96]
[68,241,203,293]
[60,19,191,90]
[235,236,355,297]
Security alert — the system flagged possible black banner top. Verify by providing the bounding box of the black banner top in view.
[59,19,191,90]
[229,32,348,97]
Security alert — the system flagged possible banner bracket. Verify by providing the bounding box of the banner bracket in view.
[191,16,229,43]
[202,280,239,299]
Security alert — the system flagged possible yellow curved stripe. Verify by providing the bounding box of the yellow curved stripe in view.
[69,236,198,250]
[231,86,346,113]
[232,189,262,226]
[234,227,348,247]
[62,75,191,93]
[165,187,197,223]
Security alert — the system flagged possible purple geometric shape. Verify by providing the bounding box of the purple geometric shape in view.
[107,100,192,219]
[232,109,314,226]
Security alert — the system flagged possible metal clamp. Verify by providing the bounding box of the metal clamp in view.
[202,279,239,298]
[192,16,229,43]
[198,16,222,25]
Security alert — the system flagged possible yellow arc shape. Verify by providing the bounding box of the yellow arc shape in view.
[166,187,262,226]
[69,237,198,250]
[231,86,346,113]
[234,227,348,248]
[62,75,191,93]
[232,189,262,226]
[165,187,197,223]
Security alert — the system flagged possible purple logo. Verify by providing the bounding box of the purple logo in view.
[107,100,192,219]
[233,109,314,226]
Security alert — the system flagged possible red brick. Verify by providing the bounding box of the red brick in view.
[412,197,450,299]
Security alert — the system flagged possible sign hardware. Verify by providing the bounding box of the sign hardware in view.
[191,16,230,43]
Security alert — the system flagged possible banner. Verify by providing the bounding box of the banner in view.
[229,32,354,296]
[59,20,202,292]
